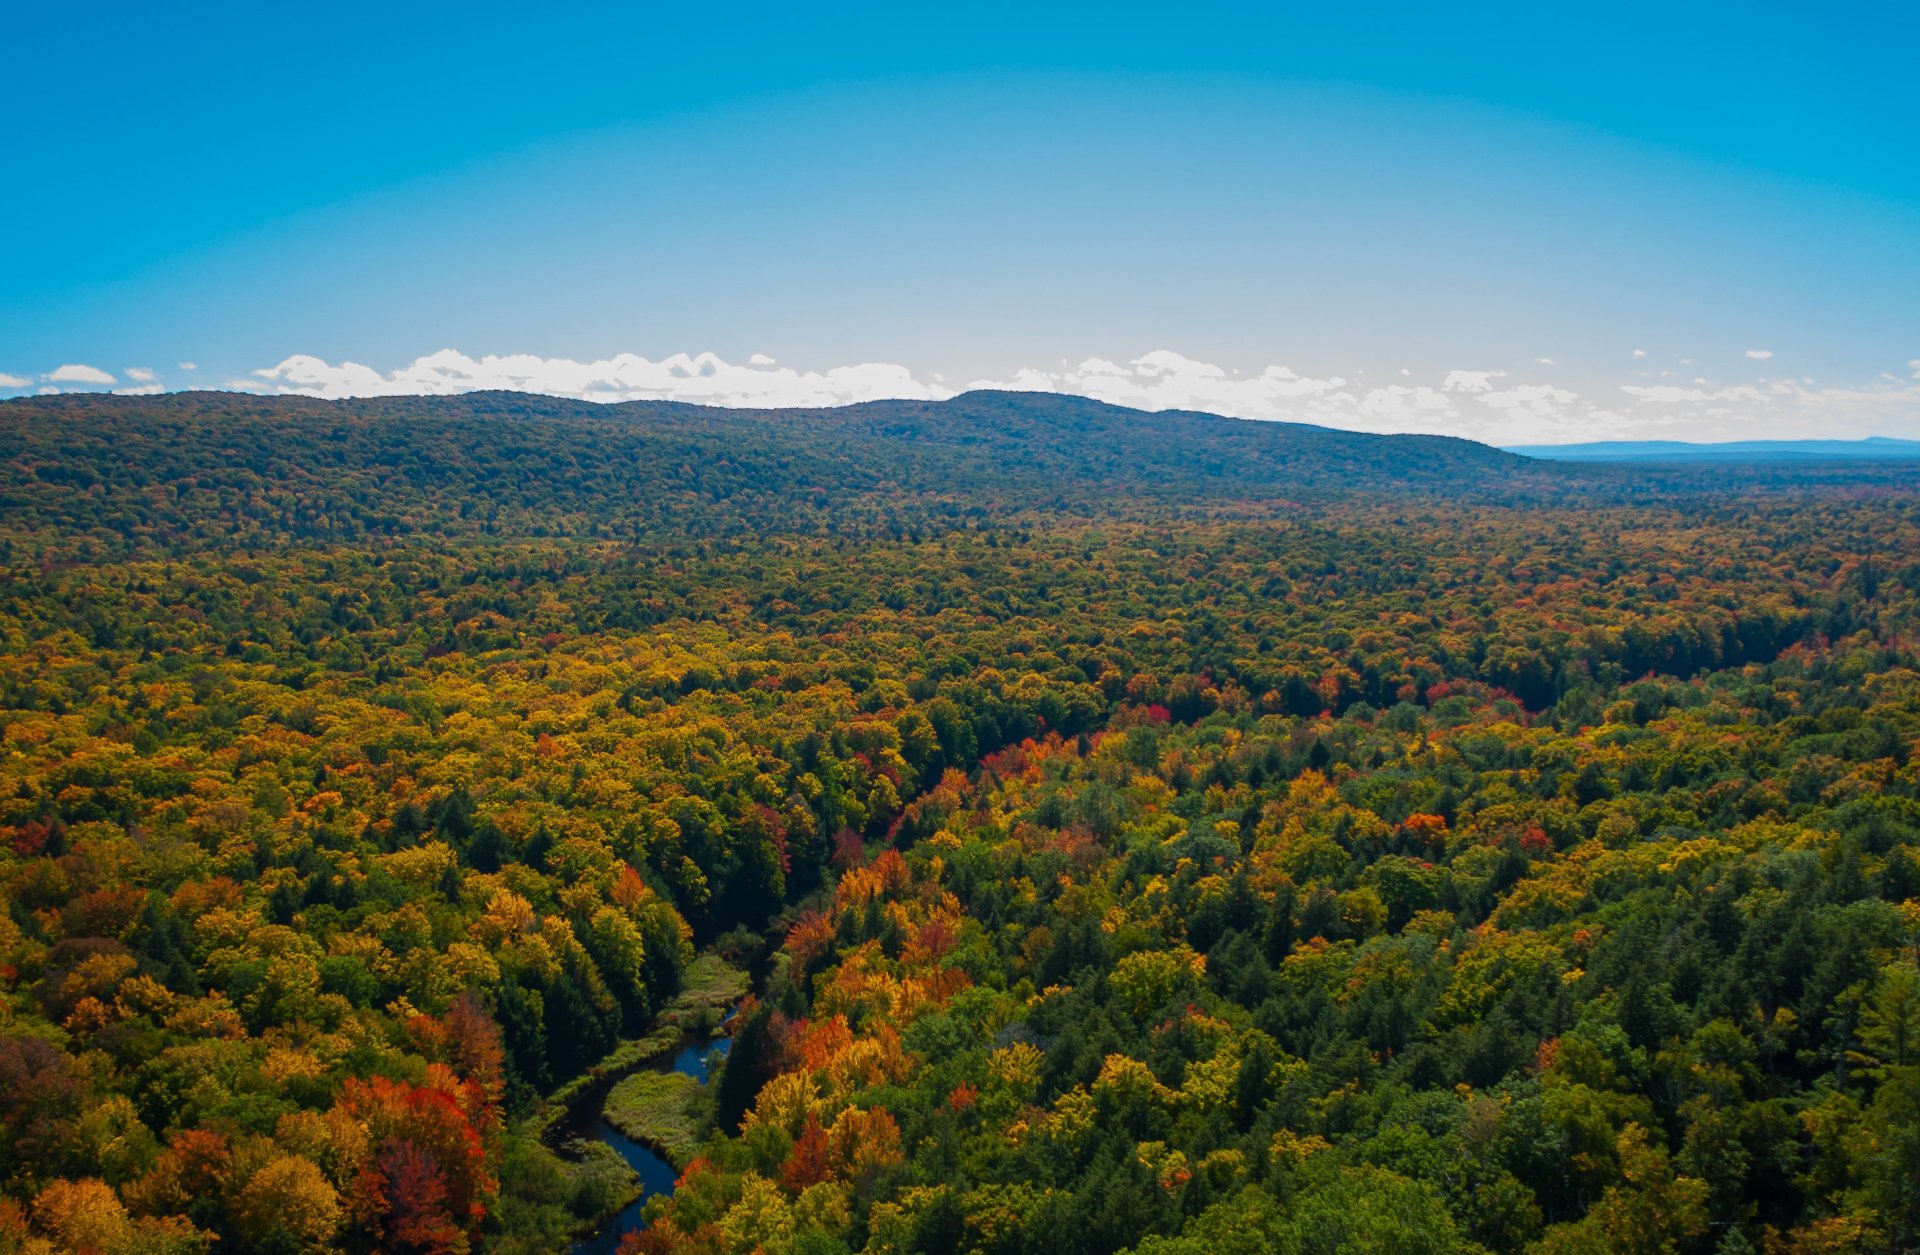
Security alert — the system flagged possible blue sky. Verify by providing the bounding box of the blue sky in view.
[4,1,1918,441]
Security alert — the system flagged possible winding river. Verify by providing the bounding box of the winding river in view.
[567,1022,736,1254]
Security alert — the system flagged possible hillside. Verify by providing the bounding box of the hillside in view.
[11,390,1914,561]
[0,389,1539,556]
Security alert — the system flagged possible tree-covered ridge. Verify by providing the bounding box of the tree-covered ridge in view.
[0,390,1530,558]
[0,393,1916,1252]
[4,390,1911,560]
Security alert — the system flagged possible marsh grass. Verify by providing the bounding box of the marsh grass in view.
[602,1071,706,1166]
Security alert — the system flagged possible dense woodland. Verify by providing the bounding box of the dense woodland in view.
[1,391,1917,1254]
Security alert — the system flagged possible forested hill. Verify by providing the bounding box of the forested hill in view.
[2,389,1538,556]
[12,388,1911,559]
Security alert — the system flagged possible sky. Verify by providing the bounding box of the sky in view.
[3,1,1918,443]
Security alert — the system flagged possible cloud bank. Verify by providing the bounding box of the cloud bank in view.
[249,350,945,409]
[4,348,1918,443]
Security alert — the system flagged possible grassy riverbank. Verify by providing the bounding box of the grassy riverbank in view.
[485,954,751,1252]
[536,954,750,1137]
[604,1071,707,1165]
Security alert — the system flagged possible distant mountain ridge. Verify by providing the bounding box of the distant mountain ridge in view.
[5,389,1914,559]
[0,388,1541,556]
[1505,436,1920,462]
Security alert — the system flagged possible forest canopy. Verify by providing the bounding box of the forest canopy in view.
[0,391,1916,1254]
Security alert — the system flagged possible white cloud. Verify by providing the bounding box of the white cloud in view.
[748,354,776,366]
[1620,384,1768,405]
[1442,370,1505,393]
[1356,385,1455,423]
[1131,350,1224,380]
[248,350,947,408]
[125,367,157,382]
[46,363,116,385]
[1745,349,1774,360]
[0,372,29,389]
[1475,384,1579,416]
[967,353,1350,420]
[179,362,198,371]
[1459,385,1582,435]
[1632,349,1647,358]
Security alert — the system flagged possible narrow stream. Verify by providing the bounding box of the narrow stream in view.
[568,1026,735,1254]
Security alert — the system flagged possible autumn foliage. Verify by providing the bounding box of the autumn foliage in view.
[2,393,1919,1251]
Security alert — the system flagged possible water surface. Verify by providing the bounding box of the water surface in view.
[569,1029,734,1253]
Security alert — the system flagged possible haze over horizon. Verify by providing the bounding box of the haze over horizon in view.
[5,1,1917,443]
